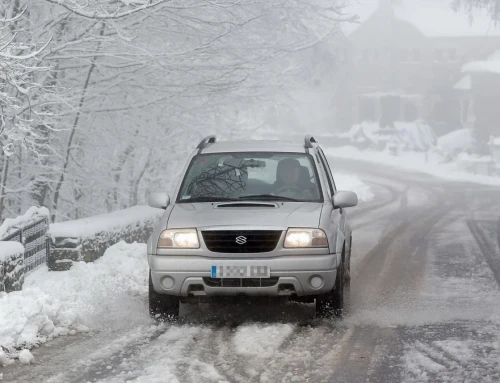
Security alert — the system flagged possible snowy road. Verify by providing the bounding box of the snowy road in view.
[3,159,500,383]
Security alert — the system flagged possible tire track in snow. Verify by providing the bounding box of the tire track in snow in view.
[401,323,500,383]
[466,219,500,286]
[89,325,222,383]
[46,324,168,383]
[254,323,354,383]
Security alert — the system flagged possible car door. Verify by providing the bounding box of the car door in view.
[317,148,348,265]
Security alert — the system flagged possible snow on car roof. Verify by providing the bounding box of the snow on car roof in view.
[201,140,308,154]
[343,0,500,37]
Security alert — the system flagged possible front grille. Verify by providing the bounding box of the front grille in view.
[201,230,282,253]
[203,277,279,288]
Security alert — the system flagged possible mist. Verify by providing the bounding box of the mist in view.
[2,1,500,382]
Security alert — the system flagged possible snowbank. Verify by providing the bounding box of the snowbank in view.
[0,207,49,240]
[49,205,163,270]
[437,128,474,156]
[325,146,500,186]
[50,205,162,239]
[0,241,148,354]
[0,242,24,263]
[331,121,437,152]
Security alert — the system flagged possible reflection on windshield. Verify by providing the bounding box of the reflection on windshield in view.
[178,152,322,203]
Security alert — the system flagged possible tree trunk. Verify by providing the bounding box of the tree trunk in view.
[0,155,10,222]
[130,149,152,206]
[51,23,105,222]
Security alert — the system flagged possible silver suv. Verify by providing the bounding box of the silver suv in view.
[147,135,358,319]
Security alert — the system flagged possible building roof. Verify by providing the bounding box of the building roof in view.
[201,140,308,154]
[463,50,500,75]
[343,0,500,37]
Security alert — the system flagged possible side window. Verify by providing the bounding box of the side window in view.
[318,148,337,193]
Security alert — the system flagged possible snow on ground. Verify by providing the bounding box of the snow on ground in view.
[437,128,474,156]
[0,242,149,356]
[334,173,374,202]
[326,146,500,186]
[233,323,294,358]
[18,350,34,365]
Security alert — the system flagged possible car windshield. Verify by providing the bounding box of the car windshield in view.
[177,152,323,203]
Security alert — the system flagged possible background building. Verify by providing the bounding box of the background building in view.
[335,0,500,135]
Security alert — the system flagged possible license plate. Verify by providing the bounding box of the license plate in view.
[211,265,270,278]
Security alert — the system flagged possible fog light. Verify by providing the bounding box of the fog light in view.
[310,276,324,289]
[161,276,175,290]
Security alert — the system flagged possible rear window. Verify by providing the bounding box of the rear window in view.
[177,152,323,203]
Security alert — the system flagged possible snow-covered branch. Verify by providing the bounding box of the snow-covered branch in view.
[42,0,170,20]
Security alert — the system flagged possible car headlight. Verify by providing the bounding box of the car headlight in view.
[158,229,200,249]
[284,228,328,248]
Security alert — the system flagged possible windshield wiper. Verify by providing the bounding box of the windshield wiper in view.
[181,196,239,203]
[239,194,299,202]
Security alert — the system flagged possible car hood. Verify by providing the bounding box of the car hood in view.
[167,202,323,229]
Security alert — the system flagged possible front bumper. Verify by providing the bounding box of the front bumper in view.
[149,253,339,297]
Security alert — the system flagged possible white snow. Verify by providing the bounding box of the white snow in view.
[437,128,474,156]
[0,241,148,352]
[335,174,374,202]
[233,324,294,358]
[0,206,49,240]
[0,241,24,262]
[49,205,163,238]
[18,349,34,365]
[335,121,437,152]
[0,350,13,367]
[326,146,500,186]
[463,49,500,74]
[463,59,500,75]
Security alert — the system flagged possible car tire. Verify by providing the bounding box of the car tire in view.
[316,251,344,319]
[149,270,180,320]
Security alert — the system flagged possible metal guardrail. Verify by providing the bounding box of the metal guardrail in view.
[1,216,50,275]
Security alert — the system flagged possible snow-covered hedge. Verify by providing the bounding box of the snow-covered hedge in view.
[49,206,163,270]
[0,207,49,240]
[0,242,25,293]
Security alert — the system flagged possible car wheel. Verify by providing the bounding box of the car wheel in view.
[316,252,344,319]
[149,270,180,320]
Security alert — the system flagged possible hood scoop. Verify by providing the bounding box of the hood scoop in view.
[214,202,278,209]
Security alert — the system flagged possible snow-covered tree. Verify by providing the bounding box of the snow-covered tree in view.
[0,6,58,219]
[1,0,350,222]
[453,0,500,20]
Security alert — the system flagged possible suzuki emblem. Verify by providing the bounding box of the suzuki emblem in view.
[235,236,247,245]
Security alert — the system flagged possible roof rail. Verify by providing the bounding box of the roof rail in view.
[304,134,317,149]
[196,135,216,152]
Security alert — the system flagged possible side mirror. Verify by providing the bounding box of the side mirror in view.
[333,191,358,209]
[148,192,170,209]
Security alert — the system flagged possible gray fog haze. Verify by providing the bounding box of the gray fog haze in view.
[1,1,500,382]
